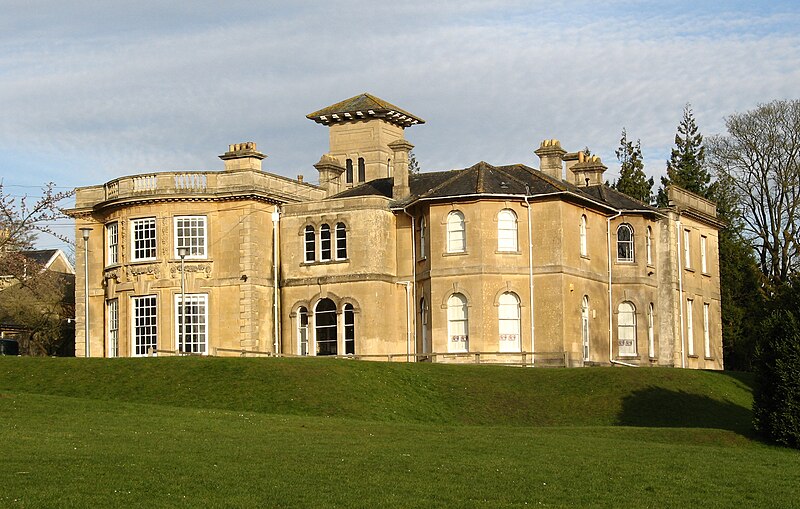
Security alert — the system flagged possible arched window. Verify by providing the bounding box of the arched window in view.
[298,306,309,356]
[648,303,655,358]
[447,211,466,253]
[580,215,587,257]
[335,222,347,260]
[304,225,315,263]
[358,157,366,182]
[344,304,355,355]
[617,224,634,262]
[498,292,521,352]
[447,293,469,352]
[618,301,637,357]
[581,296,590,361]
[646,226,652,265]
[419,216,426,258]
[345,159,353,184]
[315,299,337,356]
[320,224,331,261]
[420,297,429,354]
[497,209,518,252]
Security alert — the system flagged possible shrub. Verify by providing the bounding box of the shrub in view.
[752,310,800,448]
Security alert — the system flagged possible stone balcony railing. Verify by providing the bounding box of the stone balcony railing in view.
[74,169,325,209]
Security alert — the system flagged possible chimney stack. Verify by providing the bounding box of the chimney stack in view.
[570,152,607,186]
[388,138,414,200]
[534,139,567,180]
[314,154,345,197]
[219,142,266,171]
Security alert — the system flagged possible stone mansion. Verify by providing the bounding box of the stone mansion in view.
[69,93,723,368]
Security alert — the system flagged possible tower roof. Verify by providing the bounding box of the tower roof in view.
[306,93,425,128]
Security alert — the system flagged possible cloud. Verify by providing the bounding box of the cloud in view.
[0,0,798,192]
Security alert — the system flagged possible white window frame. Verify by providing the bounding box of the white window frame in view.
[648,303,655,358]
[106,222,118,266]
[447,293,469,352]
[703,303,711,358]
[580,215,587,257]
[304,225,315,263]
[687,298,694,356]
[297,306,309,356]
[175,293,208,354]
[617,224,634,263]
[107,299,119,358]
[498,292,521,353]
[131,217,157,261]
[646,226,652,265]
[344,303,355,355]
[700,235,707,273]
[581,296,590,361]
[320,223,332,262]
[447,211,466,253]
[335,222,347,260]
[684,229,692,269]
[618,301,637,357]
[314,299,338,356]
[174,215,207,259]
[132,295,157,356]
[497,209,518,252]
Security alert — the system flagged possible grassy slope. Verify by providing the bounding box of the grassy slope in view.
[3,358,797,508]
[0,356,755,431]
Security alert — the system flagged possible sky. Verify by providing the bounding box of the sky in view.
[1,0,798,252]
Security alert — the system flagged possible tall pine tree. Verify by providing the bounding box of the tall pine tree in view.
[657,103,711,206]
[612,128,653,204]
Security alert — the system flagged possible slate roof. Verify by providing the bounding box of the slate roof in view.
[19,249,58,267]
[331,160,659,215]
[307,93,425,128]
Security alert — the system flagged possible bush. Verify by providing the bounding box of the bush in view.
[752,310,800,447]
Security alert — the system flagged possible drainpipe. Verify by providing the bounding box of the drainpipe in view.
[607,211,637,368]
[401,207,417,361]
[676,215,686,368]
[523,191,535,365]
[272,207,280,355]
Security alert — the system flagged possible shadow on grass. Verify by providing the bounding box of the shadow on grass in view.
[618,386,754,436]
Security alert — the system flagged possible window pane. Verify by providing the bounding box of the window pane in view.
[447,212,466,253]
[344,304,355,355]
[132,218,157,260]
[498,210,517,252]
[176,294,207,354]
[304,226,315,263]
[107,299,119,357]
[175,216,206,258]
[106,222,118,265]
[315,299,337,356]
[498,292,520,352]
[336,223,347,260]
[133,295,157,356]
[447,293,468,352]
[618,302,636,356]
[320,224,331,261]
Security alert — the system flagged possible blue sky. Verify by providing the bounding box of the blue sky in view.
[1,0,798,251]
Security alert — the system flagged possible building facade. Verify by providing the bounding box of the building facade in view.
[69,93,723,368]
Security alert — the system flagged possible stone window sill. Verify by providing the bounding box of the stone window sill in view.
[301,258,349,267]
[443,251,469,257]
[495,250,522,255]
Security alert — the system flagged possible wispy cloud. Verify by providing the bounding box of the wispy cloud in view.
[0,0,798,192]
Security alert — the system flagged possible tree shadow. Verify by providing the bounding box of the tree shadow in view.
[617,386,754,437]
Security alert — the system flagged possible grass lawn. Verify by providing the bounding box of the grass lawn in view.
[1,357,798,508]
